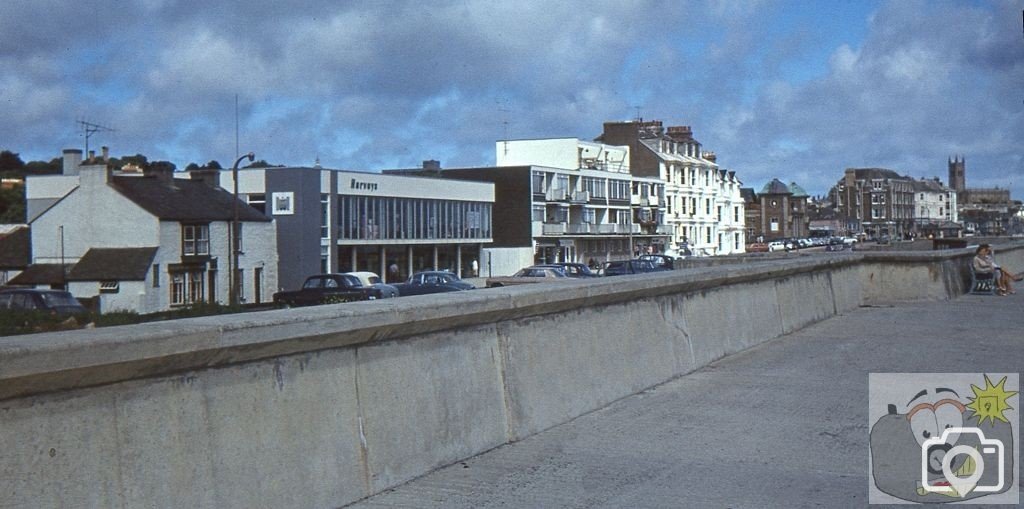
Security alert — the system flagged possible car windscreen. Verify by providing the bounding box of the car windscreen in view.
[39,292,81,307]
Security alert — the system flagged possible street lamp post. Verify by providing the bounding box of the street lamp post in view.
[230,152,255,306]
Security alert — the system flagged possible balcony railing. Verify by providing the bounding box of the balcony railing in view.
[545,188,569,201]
[567,224,597,234]
[570,191,590,203]
[542,223,567,235]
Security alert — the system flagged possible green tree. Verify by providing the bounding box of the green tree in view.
[150,160,177,173]
[244,159,282,168]
[24,158,61,175]
[121,154,149,170]
[0,151,26,173]
[0,185,26,223]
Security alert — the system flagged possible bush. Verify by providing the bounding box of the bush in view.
[0,310,87,336]
[0,302,249,337]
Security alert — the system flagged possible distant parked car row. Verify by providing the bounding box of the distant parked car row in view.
[485,255,679,287]
[272,270,475,308]
[747,236,858,253]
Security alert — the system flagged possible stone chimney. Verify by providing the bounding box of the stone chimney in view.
[143,166,174,183]
[189,168,221,187]
[666,126,694,142]
[422,160,441,171]
[844,169,856,187]
[79,162,111,189]
[101,146,109,162]
[62,149,82,176]
[702,151,717,163]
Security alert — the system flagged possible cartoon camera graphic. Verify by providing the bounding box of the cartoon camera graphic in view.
[921,427,1004,496]
[870,376,1016,503]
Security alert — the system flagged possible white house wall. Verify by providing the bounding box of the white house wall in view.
[30,181,159,264]
[25,175,83,222]
[155,220,277,308]
[239,221,279,302]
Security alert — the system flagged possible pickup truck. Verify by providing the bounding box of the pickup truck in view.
[272,273,385,307]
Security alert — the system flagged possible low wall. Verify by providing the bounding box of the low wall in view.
[0,245,1019,508]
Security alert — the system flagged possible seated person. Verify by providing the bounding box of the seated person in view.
[974,244,1023,295]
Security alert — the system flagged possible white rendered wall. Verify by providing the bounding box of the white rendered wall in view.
[30,179,159,264]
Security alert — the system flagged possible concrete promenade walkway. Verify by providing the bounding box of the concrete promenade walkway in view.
[350,292,1023,508]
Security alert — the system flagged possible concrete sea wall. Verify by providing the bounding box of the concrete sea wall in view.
[1,244,1021,508]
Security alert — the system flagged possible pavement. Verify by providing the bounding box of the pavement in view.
[348,292,1023,508]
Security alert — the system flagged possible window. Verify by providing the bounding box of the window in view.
[152,264,160,287]
[188,272,204,303]
[320,194,330,239]
[247,194,266,214]
[532,172,545,194]
[171,273,185,305]
[234,222,243,252]
[100,281,119,293]
[182,225,210,256]
[582,208,596,224]
[734,206,740,222]
[616,210,630,225]
[170,269,205,306]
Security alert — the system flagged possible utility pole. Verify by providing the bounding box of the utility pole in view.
[77,120,115,156]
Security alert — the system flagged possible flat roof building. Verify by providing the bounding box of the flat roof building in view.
[215,166,494,289]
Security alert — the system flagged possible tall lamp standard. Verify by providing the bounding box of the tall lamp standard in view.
[230,152,255,306]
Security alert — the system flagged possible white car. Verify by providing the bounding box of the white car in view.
[768,241,788,252]
[343,271,399,298]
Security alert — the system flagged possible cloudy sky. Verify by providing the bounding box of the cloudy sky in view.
[1,0,1021,197]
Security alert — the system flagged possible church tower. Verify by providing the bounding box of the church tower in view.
[948,155,965,193]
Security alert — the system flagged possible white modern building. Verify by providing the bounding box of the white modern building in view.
[219,166,494,289]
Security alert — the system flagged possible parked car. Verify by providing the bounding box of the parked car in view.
[746,242,770,252]
[344,271,399,298]
[536,262,598,278]
[272,273,384,307]
[391,271,475,296]
[637,254,678,270]
[767,241,788,252]
[600,259,665,276]
[486,266,568,287]
[0,288,88,316]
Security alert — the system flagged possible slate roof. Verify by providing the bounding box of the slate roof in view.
[788,182,809,198]
[110,175,270,222]
[7,264,66,286]
[0,226,30,269]
[847,168,905,181]
[740,188,757,204]
[912,179,948,193]
[759,178,791,195]
[67,247,158,281]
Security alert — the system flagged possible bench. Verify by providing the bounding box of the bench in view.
[969,268,997,295]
